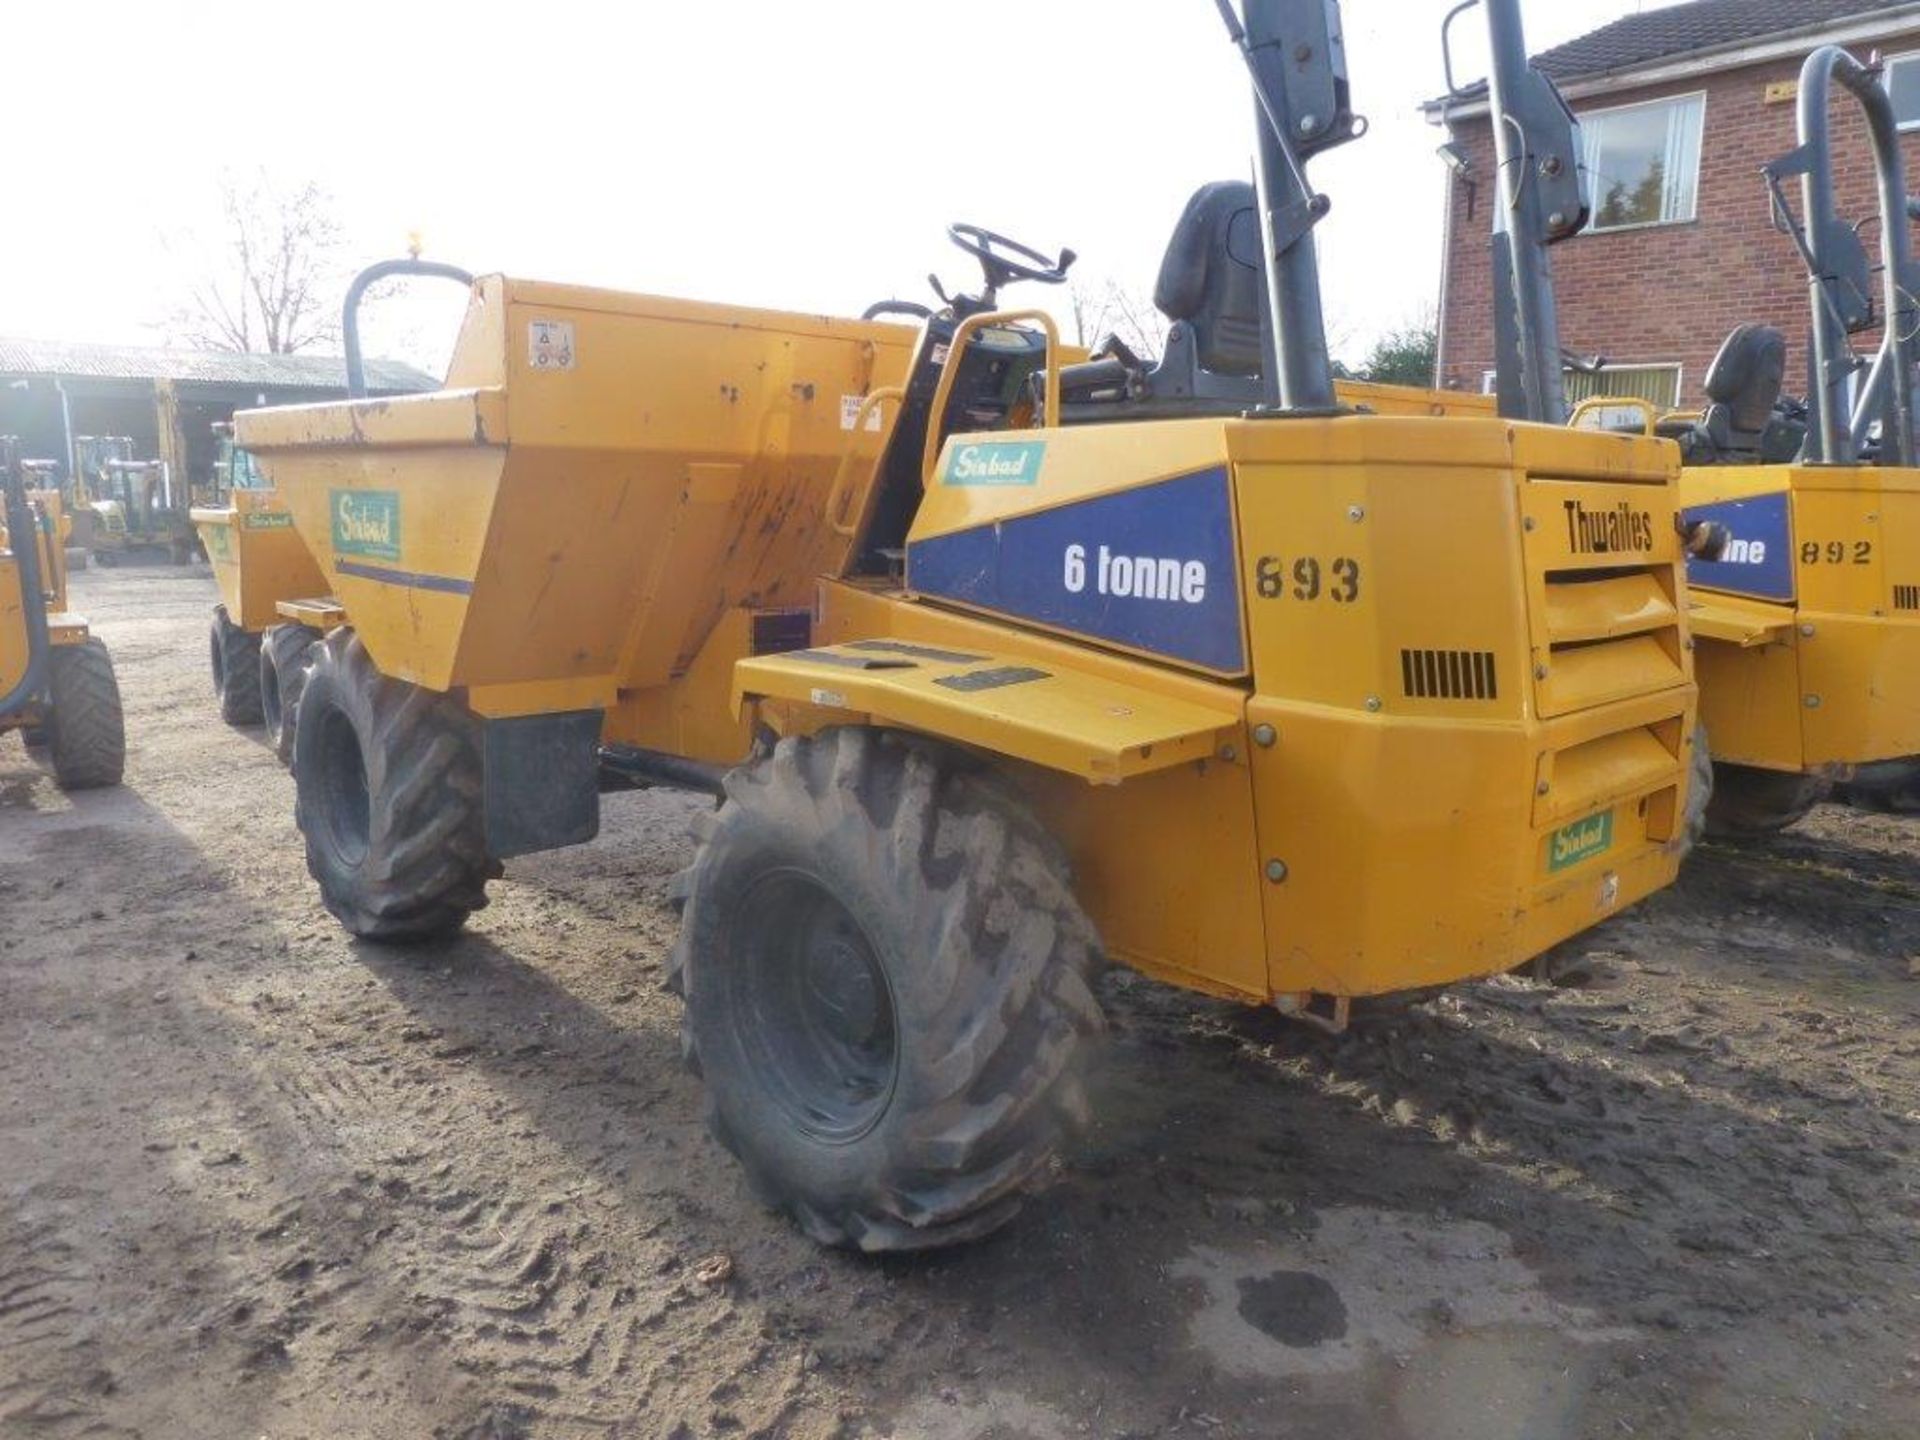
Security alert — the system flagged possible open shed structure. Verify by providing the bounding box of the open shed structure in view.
[0,338,434,494]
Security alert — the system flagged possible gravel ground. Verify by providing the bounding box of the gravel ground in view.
[3,562,1918,1440]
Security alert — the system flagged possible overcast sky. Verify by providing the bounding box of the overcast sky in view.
[6,0,1653,374]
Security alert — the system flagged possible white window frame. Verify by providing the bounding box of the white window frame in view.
[1565,361,1686,417]
[1481,364,1684,408]
[1884,50,1920,132]
[1577,91,1709,235]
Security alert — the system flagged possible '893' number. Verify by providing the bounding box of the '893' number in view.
[1254,555,1361,604]
[1801,539,1872,565]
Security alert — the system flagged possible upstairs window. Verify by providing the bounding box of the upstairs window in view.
[1579,93,1706,232]
[1885,53,1920,130]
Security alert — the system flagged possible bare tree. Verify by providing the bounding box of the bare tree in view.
[1069,277,1170,360]
[171,173,344,354]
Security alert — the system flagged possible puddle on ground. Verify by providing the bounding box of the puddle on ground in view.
[1170,1207,1634,1382]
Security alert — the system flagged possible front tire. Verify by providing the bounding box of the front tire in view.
[210,605,263,725]
[1705,761,1829,838]
[1677,725,1713,856]
[45,639,125,791]
[291,629,497,941]
[260,623,322,766]
[1834,758,1920,813]
[670,728,1104,1252]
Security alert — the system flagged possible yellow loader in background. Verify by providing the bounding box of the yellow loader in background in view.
[1,442,126,790]
[234,0,1701,1251]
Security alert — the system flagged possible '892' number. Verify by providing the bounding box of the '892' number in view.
[1254,555,1361,604]
[1800,540,1872,566]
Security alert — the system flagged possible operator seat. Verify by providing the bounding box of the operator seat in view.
[1656,323,1802,463]
[1056,181,1271,422]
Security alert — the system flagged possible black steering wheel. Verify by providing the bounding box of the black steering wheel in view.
[947,223,1077,294]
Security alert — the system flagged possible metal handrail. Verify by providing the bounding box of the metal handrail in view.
[919,310,1062,487]
[827,387,905,538]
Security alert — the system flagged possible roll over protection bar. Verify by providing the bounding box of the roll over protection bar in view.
[1766,47,1920,467]
[342,258,478,399]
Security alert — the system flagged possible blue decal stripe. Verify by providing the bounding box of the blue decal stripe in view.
[908,467,1246,674]
[1683,492,1794,603]
[336,559,475,595]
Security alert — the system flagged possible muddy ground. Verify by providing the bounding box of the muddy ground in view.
[2,563,1917,1440]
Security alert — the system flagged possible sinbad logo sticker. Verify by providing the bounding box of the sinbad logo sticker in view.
[1548,811,1614,872]
[242,511,294,531]
[332,490,401,561]
[945,440,1045,487]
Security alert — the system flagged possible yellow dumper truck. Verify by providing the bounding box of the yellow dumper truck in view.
[1467,9,1920,836]
[2,444,125,790]
[234,0,1701,1250]
[192,423,330,754]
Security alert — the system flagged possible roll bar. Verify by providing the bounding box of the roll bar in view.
[1764,47,1919,466]
[0,444,53,715]
[342,258,477,399]
[1211,0,1364,412]
[1447,0,1589,424]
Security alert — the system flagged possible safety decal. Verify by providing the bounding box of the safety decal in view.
[1684,492,1794,603]
[840,395,886,432]
[907,467,1245,674]
[528,319,575,371]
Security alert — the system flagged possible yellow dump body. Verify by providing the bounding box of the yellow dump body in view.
[1682,463,1920,771]
[190,489,329,631]
[2,492,90,728]
[240,278,1697,1005]
[238,277,918,719]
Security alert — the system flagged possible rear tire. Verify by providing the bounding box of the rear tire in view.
[45,639,125,791]
[261,623,322,767]
[292,628,497,941]
[210,605,263,725]
[669,728,1104,1252]
[1705,760,1829,838]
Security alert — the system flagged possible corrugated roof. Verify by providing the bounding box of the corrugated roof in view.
[1532,0,1920,83]
[0,336,436,393]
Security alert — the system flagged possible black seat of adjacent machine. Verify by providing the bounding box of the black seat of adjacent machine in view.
[1056,181,1271,422]
[1656,323,1801,462]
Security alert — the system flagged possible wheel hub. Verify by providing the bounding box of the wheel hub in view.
[732,872,899,1143]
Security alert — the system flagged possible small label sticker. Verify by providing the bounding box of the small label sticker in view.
[242,511,294,530]
[809,687,848,709]
[840,395,886,432]
[528,319,575,371]
[332,489,402,561]
[1548,810,1614,873]
[944,440,1046,487]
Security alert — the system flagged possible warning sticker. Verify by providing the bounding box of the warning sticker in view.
[528,319,575,371]
[839,395,886,432]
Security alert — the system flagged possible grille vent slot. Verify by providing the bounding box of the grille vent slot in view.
[1896,584,1920,612]
[1401,649,1498,700]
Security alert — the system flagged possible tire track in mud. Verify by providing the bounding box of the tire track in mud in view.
[0,1213,115,1436]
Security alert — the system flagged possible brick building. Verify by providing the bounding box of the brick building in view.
[1430,0,1920,410]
